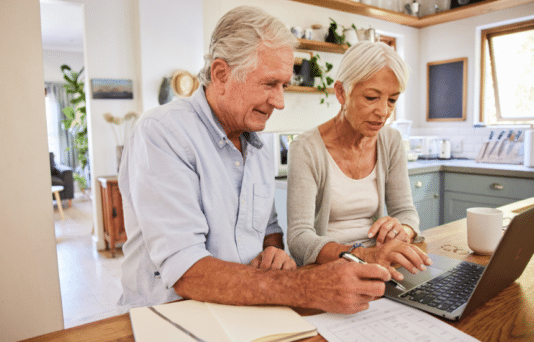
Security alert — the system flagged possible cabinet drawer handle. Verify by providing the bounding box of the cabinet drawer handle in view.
[490,183,504,190]
[415,181,423,188]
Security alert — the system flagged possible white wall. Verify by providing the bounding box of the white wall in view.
[137,0,204,112]
[0,0,64,340]
[204,0,421,133]
[42,50,84,82]
[412,2,534,158]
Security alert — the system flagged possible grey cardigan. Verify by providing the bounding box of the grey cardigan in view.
[287,126,420,266]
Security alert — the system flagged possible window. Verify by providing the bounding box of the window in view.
[480,19,534,125]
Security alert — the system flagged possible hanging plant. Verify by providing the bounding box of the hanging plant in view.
[61,64,89,190]
[309,54,334,105]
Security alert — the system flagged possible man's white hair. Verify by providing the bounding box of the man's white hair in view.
[198,5,297,86]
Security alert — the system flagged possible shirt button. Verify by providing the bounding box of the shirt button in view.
[235,161,240,167]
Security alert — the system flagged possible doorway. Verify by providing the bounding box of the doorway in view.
[40,0,124,328]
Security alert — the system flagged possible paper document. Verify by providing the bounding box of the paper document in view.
[304,298,479,342]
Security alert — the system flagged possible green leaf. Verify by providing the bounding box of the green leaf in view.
[62,106,75,119]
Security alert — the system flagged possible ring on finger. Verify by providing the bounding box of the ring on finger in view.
[392,229,399,236]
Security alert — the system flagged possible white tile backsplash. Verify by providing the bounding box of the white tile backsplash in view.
[410,127,496,159]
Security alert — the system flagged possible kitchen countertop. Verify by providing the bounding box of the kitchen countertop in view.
[406,158,534,178]
[275,159,534,189]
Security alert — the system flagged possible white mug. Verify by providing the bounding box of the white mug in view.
[290,26,303,39]
[303,28,313,40]
[467,207,504,255]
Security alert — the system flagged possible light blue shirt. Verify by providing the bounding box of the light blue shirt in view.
[117,87,281,311]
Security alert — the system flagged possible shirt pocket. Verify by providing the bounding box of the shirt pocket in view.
[252,183,273,233]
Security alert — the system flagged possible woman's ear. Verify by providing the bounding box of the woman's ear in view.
[210,58,230,94]
[334,81,346,105]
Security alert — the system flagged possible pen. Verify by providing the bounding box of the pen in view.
[339,252,407,291]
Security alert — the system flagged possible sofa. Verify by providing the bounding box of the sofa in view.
[50,152,74,205]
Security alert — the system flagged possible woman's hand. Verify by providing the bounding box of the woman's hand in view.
[359,239,432,282]
[367,216,414,245]
[249,246,297,270]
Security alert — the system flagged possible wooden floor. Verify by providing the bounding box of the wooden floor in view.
[54,192,124,329]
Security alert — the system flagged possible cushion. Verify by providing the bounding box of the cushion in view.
[51,176,64,186]
[50,152,60,176]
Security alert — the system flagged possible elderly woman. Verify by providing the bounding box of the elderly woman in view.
[287,41,432,282]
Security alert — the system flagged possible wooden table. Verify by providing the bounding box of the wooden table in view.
[22,197,534,342]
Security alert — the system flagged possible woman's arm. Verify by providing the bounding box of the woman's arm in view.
[286,135,336,266]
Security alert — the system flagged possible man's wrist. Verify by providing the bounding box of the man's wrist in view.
[347,242,363,254]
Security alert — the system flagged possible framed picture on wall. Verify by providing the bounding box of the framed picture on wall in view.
[91,79,133,100]
[427,57,467,122]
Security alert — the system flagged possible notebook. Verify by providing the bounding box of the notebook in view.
[129,300,317,342]
[384,206,534,321]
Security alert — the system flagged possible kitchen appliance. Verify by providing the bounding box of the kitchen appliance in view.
[409,136,440,159]
[439,139,451,159]
[258,132,301,177]
[391,120,418,161]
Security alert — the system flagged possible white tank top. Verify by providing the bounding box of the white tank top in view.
[326,152,379,246]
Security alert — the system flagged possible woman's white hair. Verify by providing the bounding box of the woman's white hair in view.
[198,6,297,86]
[336,41,410,95]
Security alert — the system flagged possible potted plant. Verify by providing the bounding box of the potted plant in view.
[61,64,90,191]
[309,54,334,105]
[325,18,346,45]
[342,23,359,46]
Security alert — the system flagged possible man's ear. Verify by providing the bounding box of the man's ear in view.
[334,81,346,105]
[210,58,230,94]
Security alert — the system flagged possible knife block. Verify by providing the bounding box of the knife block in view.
[476,139,524,164]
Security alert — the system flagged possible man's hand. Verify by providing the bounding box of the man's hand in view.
[249,246,296,270]
[367,216,415,245]
[301,260,391,314]
[359,239,433,282]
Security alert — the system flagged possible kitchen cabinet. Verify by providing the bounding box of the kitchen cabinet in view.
[409,172,441,231]
[289,0,532,28]
[443,173,534,223]
[98,176,127,257]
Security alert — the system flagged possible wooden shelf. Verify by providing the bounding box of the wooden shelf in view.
[296,38,348,53]
[285,85,335,94]
[289,0,533,28]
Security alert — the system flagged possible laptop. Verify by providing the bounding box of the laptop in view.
[384,206,534,321]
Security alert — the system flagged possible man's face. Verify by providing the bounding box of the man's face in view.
[216,43,294,134]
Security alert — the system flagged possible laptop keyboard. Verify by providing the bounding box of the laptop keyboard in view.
[399,262,485,313]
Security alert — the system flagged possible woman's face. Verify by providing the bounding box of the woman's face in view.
[338,67,401,138]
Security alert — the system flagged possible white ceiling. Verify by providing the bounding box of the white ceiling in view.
[40,0,84,53]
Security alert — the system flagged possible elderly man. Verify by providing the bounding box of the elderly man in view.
[118,5,391,315]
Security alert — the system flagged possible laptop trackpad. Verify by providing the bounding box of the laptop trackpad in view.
[397,265,448,290]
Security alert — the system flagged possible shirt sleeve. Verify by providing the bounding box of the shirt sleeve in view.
[265,202,283,237]
[126,118,211,290]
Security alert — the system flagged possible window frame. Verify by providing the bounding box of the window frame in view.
[479,19,534,124]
